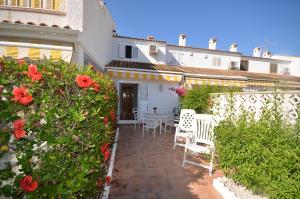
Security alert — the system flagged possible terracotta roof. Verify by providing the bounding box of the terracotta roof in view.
[167,44,242,55]
[106,60,300,82]
[114,35,166,43]
[0,20,72,29]
[106,60,183,72]
[180,66,300,81]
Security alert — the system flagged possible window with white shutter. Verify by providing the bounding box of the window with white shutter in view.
[118,44,124,58]
[132,47,138,58]
[212,57,221,67]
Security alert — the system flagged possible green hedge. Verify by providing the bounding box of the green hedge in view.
[181,85,241,113]
[215,98,300,199]
[0,59,118,198]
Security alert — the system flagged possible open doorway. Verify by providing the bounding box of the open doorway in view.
[120,83,138,120]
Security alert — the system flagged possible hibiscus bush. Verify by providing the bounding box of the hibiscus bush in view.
[0,58,118,198]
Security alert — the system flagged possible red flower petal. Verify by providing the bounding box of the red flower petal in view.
[13,87,28,101]
[19,95,33,105]
[103,117,109,125]
[75,75,93,88]
[13,129,26,140]
[104,150,110,162]
[28,64,42,81]
[105,176,111,185]
[13,119,25,130]
[20,176,38,192]
[100,143,109,154]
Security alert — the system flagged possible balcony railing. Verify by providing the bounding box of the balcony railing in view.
[0,0,65,12]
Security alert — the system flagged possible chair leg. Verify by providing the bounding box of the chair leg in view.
[142,126,145,137]
[134,121,137,130]
[153,128,156,140]
[209,151,214,176]
[182,147,187,167]
[173,135,177,149]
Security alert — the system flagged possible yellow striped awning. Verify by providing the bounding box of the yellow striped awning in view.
[107,70,182,82]
[247,81,275,87]
[186,78,247,87]
[0,41,73,62]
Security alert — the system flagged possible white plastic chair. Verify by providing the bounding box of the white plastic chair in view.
[133,108,140,129]
[173,109,196,148]
[142,113,160,139]
[182,114,218,176]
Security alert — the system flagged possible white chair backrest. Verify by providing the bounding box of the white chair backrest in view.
[178,109,196,132]
[193,114,218,145]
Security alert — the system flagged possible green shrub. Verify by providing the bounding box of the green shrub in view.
[215,97,300,199]
[181,85,240,113]
[0,59,118,198]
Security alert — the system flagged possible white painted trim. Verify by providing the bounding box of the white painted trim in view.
[101,128,119,199]
[0,41,73,51]
[213,177,240,199]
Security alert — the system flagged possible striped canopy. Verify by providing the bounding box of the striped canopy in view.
[0,41,73,62]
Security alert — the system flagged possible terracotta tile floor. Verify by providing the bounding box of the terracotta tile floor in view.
[110,125,223,199]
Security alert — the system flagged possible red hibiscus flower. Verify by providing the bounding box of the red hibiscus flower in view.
[109,110,116,121]
[20,176,38,192]
[18,59,25,65]
[13,87,33,105]
[101,143,110,154]
[75,75,93,88]
[28,64,42,81]
[104,150,110,162]
[13,129,26,140]
[105,176,111,185]
[13,119,25,130]
[92,82,100,93]
[103,116,109,125]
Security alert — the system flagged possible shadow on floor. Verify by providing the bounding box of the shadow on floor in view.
[110,125,223,199]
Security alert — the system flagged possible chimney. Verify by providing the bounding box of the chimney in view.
[147,35,155,41]
[209,38,217,50]
[253,47,261,57]
[229,43,238,52]
[262,51,272,58]
[178,34,187,46]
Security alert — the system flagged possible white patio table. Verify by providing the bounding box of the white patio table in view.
[142,112,173,134]
[154,112,173,134]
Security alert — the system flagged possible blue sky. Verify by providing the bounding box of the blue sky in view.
[106,0,300,56]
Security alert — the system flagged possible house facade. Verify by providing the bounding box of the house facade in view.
[1,0,300,122]
[0,0,115,71]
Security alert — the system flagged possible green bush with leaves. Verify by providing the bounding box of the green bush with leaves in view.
[0,59,118,198]
[214,96,300,199]
[181,85,241,113]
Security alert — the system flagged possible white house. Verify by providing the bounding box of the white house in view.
[0,0,115,71]
[1,0,300,122]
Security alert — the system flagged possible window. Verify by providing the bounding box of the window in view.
[270,63,278,73]
[125,45,132,58]
[212,57,221,67]
[240,60,249,71]
[124,45,138,59]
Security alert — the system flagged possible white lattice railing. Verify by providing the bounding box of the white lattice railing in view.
[211,91,300,123]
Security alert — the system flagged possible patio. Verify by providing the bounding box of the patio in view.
[110,124,223,199]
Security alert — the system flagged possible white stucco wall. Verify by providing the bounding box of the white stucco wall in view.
[166,46,240,69]
[78,0,115,69]
[272,55,300,76]
[147,82,179,113]
[113,37,166,64]
[247,59,270,73]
